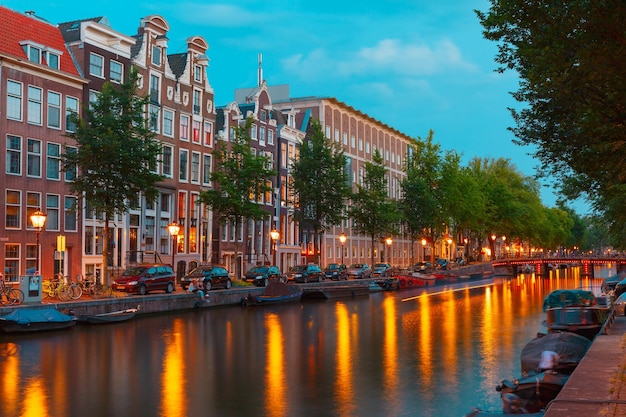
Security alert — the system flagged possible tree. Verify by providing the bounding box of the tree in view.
[198,117,275,279]
[349,149,401,266]
[63,67,164,285]
[476,1,626,229]
[290,120,349,264]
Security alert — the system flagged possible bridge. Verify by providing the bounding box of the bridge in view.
[491,257,626,277]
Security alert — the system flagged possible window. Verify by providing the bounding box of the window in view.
[6,135,21,175]
[149,74,160,103]
[4,245,19,282]
[89,53,104,77]
[46,143,61,180]
[64,196,77,231]
[65,146,77,181]
[203,154,212,185]
[180,115,189,141]
[27,138,41,177]
[268,129,274,145]
[179,149,188,181]
[191,152,200,183]
[28,86,42,125]
[203,121,212,146]
[250,123,257,141]
[47,91,61,129]
[351,135,356,148]
[88,90,99,109]
[358,138,363,151]
[65,96,78,132]
[334,129,340,142]
[46,52,59,70]
[192,120,201,143]
[149,105,160,133]
[193,90,201,115]
[152,46,161,66]
[163,109,174,137]
[46,194,60,231]
[194,65,202,82]
[343,132,348,145]
[26,192,41,230]
[325,125,331,138]
[110,60,123,83]
[162,145,173,177]
[259,126,266,146]
[7,80,22,120]
[22,44,41,64]
[5,190,21,228]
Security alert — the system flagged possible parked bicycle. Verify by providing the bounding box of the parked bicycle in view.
[42,276,72,301]
[79,274,113,298]
[0,279,24,305]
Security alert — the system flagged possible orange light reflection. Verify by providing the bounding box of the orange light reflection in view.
[159,319,187,417]
[334,303,356,417]
[265,313,287,417]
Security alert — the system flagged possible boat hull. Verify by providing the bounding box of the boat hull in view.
[78,308,138,324]
[496,371,568,414]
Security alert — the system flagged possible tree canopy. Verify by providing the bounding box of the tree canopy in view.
[63,67,164,283]
[476,1,626,244]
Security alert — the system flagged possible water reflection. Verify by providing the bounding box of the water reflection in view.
[0,268,608,417]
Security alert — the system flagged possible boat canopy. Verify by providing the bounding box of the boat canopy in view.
[543,289,595,311]
[1,308,74,324]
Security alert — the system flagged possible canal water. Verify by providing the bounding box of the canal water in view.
[0,267,610,417]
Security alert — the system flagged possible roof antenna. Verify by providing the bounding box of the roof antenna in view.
[25,10,36,16]
[258,53,263,87]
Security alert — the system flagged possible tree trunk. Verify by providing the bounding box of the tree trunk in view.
[102,214,111,286]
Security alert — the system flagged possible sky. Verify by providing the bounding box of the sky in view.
[3,0,586,212]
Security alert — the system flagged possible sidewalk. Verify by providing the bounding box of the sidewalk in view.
[543,313,626,416]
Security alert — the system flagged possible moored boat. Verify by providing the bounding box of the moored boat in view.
[542,289,610,340]
[242,282,302,305]
[519,331,590,376]
[75,307,139,324]
[496,370,569,414]
[0,307,77,333]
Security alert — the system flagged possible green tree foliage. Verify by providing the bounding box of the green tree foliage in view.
[63,67,164,284]
[476,1,626,235]
[290,120,349,263]
[350,149,401,266]
[199,117,275,279]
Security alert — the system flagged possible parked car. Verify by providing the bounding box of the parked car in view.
[112,264,176,295]
[602,274,623,295]
[346,263,372,279]
[181,265,231,291]
[614,292,626,316]
[286,264,323,283]
[372,263,392,277]
[243,265,285,287]
[324,263,347,280]
[412,261,432,273]
[435,258,449,270]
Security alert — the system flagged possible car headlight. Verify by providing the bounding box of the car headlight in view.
[256,275,263,279]
[128,280,138,285]
[295,274,302,278]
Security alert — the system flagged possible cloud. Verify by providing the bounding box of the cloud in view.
[282,38,476,83]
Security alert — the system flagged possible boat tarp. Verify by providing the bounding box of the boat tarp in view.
[1,308,74,324]
[520,332,591,374]
[543,289,595,311]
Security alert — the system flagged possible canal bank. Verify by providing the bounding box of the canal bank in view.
[543,313,626,417]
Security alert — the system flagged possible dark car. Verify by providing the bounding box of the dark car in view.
[324,263,347,280]
[435,258,449,270]
[346,263,372,279]
[286,264,323,283]
[372,263,392,277]
[613,277,626,299]
[413,261,432,273]
[112,264,175,295]
[181,265,231,291]
[244,265,285,287]
[602,274,623,295]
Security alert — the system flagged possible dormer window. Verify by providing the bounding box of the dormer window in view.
[20,42,61,69]
[152,46,161,66]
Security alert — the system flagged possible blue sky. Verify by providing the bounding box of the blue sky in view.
[5,0,581,211]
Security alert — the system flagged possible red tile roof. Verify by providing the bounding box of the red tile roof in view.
[0,6,79,76]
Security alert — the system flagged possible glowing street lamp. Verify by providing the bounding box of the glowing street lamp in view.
[385,237,393,264]
[270,229,280,266]
[30,210,47,275]
[339,233,347,265]
[168,222,180,272]
[421,238,427,262]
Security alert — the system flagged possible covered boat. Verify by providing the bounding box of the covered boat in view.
[520,332,590,375]
[0,307,77,333]
[76,307,139,324]
[496,371,569,414]
[242,282,302,306]
[543,289,609,340]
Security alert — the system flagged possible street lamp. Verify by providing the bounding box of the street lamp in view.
[421,238,427,262]
[168,222,180,273]
[386,237,393,265]
[446,237,453,260]
[30,210,47,275]
[339,233,347,265]
[270,229,280,266]
[502,236,507,259]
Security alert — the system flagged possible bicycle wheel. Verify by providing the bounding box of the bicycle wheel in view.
[70,283,82,300]
[57,286,72,302]
[42,281,52,300]
[8,288,24,305]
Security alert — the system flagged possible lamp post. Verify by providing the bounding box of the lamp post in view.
[491,234,497,260]
[168,222,180,273]
[421,238,427,262]
[446,237,452,261]
[386,237,393,265]
[339,233,347,265]
[30,210,47,275]
[501,235,507,259]
[270,229,280,266]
